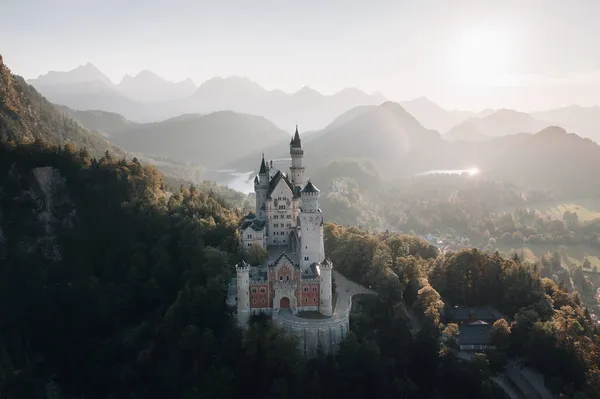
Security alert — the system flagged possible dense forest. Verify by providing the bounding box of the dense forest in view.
[2,53,600,399]
[325,224,600,398]
[1,139,598,398]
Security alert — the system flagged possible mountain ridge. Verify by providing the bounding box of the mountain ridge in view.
[28,63,386,129]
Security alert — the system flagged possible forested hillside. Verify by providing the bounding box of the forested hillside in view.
[0,141,505,399]
[325,224,600,398]
[0,55,120,157]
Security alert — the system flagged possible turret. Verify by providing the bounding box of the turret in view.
[255,154,269,216]
[236,261,251,326]
[259,154,269,185]
[319,259,334,316]
[289,125,306,189]
[300,180,320,213]
[299,180,324,270]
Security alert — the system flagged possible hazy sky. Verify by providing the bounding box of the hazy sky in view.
[3,0,600,110]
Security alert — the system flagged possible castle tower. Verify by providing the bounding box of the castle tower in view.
[255,154,269,217]
[299,180,325,270]
[236,261,251,326]
[289,126,306,190]
[319,260,333,316]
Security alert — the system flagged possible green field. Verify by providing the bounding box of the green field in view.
[517,199,600,222]
[497,243,600,271]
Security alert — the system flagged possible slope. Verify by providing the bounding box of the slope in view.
[532,105,600,143]
[400,96,469,133]
[59,106,139,137]
[445,109,549,142]
[112,111,290,168]
[303,101,441,172]
[0,55,121,157]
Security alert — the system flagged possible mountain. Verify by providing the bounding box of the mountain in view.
[304,102,440,170]
[531,105,600,143]
[400,97,471,133]
[118,70,197,102]
[58,107,138,137]
[444,109,549,142]
[29,65,386,129]
[0,55,120,157]
[112,111,290,168]
[29,62,113,87]
[481,126,600,195]
[226,101,441,175]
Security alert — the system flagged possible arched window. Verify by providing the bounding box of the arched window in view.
[304,298,308,303]
[286,275,290,281]
[303,287,309,292]
[313,298,317,302]
[251,288,257,293]
[279,276,283,281]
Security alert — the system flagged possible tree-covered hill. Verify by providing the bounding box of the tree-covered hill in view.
[0,55,121,157]
[112,111,290,168]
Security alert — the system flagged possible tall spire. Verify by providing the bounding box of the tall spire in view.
[290,125,302,148]
[259,153,267,174]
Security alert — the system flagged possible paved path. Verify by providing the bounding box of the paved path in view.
[276,270,376,325]
[333,270,376,312]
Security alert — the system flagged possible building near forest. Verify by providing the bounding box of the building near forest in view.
[231,126,333,327]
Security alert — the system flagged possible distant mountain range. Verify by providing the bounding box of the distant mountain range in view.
[28,63,386,130]
[399,96,474,133]
[444,109,550,142]
[15,58,600,196]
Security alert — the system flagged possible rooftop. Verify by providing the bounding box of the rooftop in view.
[447,306,503,322]
[458,322,493,346]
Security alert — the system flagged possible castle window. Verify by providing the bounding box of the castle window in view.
[312,287,317,292]
[247,234,252,239]
[273,232,276,236]
[286,215,291,219]
[279,276,283,281]
[274,223,278,228]
[247,243,252,247]
[260,288,266,293]
[303,287,309,292]
[274,215,279,219]
[261,299,265,304]
[304,256,309,261]
[252,299,256,304]
[304,298,308,303]
[313,298,317,302]
[279,205,285,209]
[252,288,257,293]
[286,276,289,281]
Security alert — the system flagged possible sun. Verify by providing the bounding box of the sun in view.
[448,27,514,87]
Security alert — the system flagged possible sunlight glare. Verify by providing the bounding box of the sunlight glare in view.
[449,28,514,87]
[467,167,480,176]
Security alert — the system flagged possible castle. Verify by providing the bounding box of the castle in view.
[233,126,333,327]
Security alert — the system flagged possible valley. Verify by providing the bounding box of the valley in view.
[3,42,600,398]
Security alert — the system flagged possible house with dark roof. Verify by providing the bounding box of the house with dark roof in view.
[446,306,503,351]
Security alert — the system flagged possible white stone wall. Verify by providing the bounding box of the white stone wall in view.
[236,265,251,326]
[266,180,296,247]
[240,227,265,250]
[273,305,351,358]
[299,213,324,270]
[319,265,333,316]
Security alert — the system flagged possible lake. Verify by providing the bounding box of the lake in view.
[218,165,481,194]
